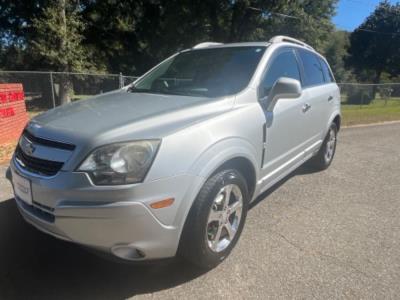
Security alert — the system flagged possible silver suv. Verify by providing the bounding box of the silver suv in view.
[7,36,340,269]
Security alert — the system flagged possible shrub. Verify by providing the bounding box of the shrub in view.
[346,86,374,104]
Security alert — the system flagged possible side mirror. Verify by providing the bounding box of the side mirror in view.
[266,77,302,112]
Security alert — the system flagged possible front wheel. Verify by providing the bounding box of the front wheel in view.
[178,169,249,269]
[308,123,338,170]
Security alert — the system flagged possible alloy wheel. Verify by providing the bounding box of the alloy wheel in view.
[206,184,243,253]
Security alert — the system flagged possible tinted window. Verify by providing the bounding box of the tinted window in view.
[319,58,335,83]
[298,50,325,87]
[132,46,266,98]
[260,49,301,97]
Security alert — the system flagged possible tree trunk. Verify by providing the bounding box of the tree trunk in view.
[58,74,71,105]
[228,2,241,42]
[372,69,381,99]
[59,0,71,105]
[208,2,220,41]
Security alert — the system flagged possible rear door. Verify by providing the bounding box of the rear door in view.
[296,49,329,154]
[319,57,341,130]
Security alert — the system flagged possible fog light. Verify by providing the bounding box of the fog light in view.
[111,245,145,260]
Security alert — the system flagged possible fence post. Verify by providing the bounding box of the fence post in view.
[119,72,123,88]
[49,72,56,108]
[360,90,364,109]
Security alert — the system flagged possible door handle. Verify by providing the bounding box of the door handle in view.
[302,103,311,113]
[328,96,334,102]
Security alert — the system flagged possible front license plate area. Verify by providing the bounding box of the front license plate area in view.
[12,171,32,205]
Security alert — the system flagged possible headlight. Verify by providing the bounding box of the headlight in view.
[77,140,160,185]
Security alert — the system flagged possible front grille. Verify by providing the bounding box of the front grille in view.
[23,129,76,150]
[15,145,64,176]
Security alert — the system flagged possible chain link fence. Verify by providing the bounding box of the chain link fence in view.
[1,70,400,116]
[0,71,137,116]
[338,83,400,107]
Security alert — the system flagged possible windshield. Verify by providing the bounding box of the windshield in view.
[130,46,266,98]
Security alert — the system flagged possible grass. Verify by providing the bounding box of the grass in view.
[342,99,400,126]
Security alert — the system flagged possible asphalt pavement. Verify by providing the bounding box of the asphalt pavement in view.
[0,123,399,299]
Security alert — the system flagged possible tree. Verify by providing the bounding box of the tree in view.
[347,1,400,84]
[260,0,338,53]
[1,0,339,77]
[80,0,338,75]
[323,30,354,82]
[31,0,101,104]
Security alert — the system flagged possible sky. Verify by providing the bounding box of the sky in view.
[333,0,399,31]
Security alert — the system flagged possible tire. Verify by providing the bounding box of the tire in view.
[178,169,249,269]
[308,123,338,171]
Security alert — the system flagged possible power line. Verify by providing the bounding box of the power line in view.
[248,6,400,37]
[357,28,400,36]
[247,7,301,20]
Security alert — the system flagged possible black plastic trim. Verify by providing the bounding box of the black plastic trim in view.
[23,129,76,151]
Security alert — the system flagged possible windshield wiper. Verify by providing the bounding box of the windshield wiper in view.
[127,86,149,93]
[127,86,208,97]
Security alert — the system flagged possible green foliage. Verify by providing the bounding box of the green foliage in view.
[261,0,338,53]
[30,0,101,72]
[82,0,305,74]
[346,86,374,105]
[347,1,400,83]
[323,30,355,82]
[0,0,338,75]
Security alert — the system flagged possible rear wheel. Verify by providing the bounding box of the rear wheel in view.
[308,123,337,170]
[178,169,248,269]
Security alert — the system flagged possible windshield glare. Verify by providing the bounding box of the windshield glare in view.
[131,46,266,98]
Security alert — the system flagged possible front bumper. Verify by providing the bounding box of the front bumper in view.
[7,158,204,260]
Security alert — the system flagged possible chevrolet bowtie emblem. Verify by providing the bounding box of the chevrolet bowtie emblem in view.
[22,137,36,156]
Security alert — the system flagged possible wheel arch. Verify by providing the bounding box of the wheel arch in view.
[326,112,341,135]
[188,137,260,200]
[333,114,341,131]
[211,156,257,201]
[174,138,260,250]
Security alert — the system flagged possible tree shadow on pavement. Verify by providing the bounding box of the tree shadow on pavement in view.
[0,199,207,300]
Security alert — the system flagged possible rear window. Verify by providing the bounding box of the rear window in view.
[298,49,325,87]
[319,58,335,83]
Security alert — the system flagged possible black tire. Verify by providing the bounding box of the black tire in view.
[178,169,249,269]
[308,123,338,171]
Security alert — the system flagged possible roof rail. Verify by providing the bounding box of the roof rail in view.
[269,36,314,51]
[193,42,223,49]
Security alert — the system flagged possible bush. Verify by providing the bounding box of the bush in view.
[390,85,400,97]
[346,86,374,105]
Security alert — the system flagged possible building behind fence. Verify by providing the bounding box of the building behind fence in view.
[0,71,399,115]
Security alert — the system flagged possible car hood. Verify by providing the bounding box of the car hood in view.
[28,90,234,146]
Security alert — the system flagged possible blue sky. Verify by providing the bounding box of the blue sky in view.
[333,0,399,31]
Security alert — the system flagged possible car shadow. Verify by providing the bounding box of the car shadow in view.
[249,165,317,210]
[0,165,315,299]
[0,199,207,299]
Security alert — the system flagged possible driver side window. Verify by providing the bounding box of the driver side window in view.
[259,49,301,99]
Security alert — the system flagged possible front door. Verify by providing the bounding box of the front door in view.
[258,48,309,191]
